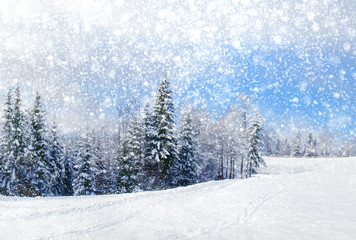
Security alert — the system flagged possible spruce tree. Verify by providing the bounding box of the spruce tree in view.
[177,109,198,186]
[92,137,107,195]
[141,103,160,190]
[117,113,145,192]
[291,131,302,157]
[11,87,30,196]
[28,93,52,196]
[62,147,74,196]
[47,122,64,195]
[304,133,314,157]
[0,90,15,195]
[151,73,179,188]
[247,109,265,177]
[73,136,97,195]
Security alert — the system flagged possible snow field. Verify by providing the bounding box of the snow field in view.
[1,157,355,240]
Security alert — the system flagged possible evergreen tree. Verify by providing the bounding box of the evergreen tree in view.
[92,136,108,195]
[291,131,302,157]
[141,103,160,190]
[11,87,30,196]
[28,93,52,196]
[94,132,118,194]
[177,109,198,186]
[62,146,74,196]
[151,73,179,188]
[117,113,145,192]
[247,109,265,177]
[73,136,97,195]
[0,90,15,195]
[312,140,318,157]
[304,133,315,157]
[47,122,64,195]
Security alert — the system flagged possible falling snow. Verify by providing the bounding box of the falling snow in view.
[0,0,355,239]
[0,0,353,140]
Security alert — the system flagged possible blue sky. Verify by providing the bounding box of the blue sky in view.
[0,0,354,140]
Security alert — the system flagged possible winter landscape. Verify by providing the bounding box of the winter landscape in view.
[1,157,356,240]
[0,0,355,239]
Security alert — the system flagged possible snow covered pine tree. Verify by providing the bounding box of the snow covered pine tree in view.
[247,108,265,177]
[177,108,198,186]
[150,73,179,189]
[73,135,97,196]
[117,113,144,193]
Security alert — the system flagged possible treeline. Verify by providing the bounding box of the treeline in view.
[0,76,264,197]
[264,129,356,157]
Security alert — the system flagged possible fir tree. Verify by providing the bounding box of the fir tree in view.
[151,73,179,188]
[11,87,30,196]
[177,109,198,186]
[247,109,265,177]
[283,139,291,157]
[92,137,108,195]
[117,137,134,193]
[117,113,145,192]
[291,131,302,157]
[28,93,52,196]
[62,148,74,196]
[141,103,160,190]
[73,136,97,195]
[0,90,15,195]
[304,133,315,157]
[47,122,64,195]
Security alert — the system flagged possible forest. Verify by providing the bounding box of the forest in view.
[0,75,266,197]
[0,76,354,197]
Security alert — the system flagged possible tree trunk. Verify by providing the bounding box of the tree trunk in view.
[225,157,229,179]
[240,156,244,179]
[229,157,233,179]
[232,159,235,179]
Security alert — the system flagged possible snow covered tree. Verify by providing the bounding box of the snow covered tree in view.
[93,136,110,195]
[117,113,144,193]
[141,103,160,190]
[62,145,74,196]
[150,73,179,188]
[274,139,281,156]
[247,109,265,177]
[234,93,254,179]
[176,109,198,186]
[283,139,291,157]
[73,135,97,196]
[339,139,356,157]
[27,93,52,196]
[0,90,15,195]
[291,131,302,157]
[47,122,65,195]
[264,129,274,156]
[214,120,227,180]
[10,87,31,196]
[317,131,336,157]
[189,107,217,182]
[304,133,315,157]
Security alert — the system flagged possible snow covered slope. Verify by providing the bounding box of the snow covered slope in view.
[1,157,356,240]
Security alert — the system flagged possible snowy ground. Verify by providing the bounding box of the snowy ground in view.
[1,157,356,240]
